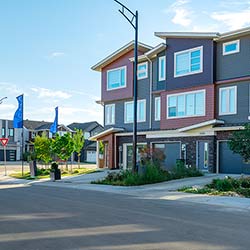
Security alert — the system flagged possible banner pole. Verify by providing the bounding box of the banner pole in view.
[4,145,6,176]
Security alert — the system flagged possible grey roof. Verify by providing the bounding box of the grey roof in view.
[23,120,51,130]
[68,121,103,132]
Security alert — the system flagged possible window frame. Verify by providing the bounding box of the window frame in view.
[106,66,127,91]
[219,86,237,115]
[166,89,206,119]
[105,104,115,125]
[154,97,161,121]
[174,46,203,78]
[124,99,146,124]
[137,62,148,80]
[222,40,240,56]
[158,56,166,81]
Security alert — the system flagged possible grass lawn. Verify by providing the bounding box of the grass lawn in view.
[179,176,250,198]
[10,167,97,180]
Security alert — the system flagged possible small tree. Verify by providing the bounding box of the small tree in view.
[73,129,84,168]
[228,124,250,162]
[34,132,52,166]
[52,133,74,170]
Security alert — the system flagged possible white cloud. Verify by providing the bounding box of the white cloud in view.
[0,82,21,95]
[211,9,250,30]
[164,0,193,27]
[31,87,72,99]
[49,52,65,58]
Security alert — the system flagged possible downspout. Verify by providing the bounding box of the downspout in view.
[145,55,153,130]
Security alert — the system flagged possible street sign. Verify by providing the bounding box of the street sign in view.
[0,138,9,147]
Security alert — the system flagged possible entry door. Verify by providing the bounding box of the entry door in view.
[197,141,209,171]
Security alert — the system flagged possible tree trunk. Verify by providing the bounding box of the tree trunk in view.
[78,153,81,169]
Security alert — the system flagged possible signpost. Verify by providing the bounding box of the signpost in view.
[0,138,9,176]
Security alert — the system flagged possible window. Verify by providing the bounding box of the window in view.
[138,62,148,80]
[124,100,146,123]
[174,46,203,77]
[158,56,166,81]
[2,128,5,137]
[107,66,126,90]
[219,86,237,115]
[223,40,240,55]
[167,90,205,118]
[105,104,115,125]
[155,97,161,121]
[9,128,14,137]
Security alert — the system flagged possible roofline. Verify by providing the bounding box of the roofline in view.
[91,41,153,72]
[155,32,219,40]
[216,26,250,41]
[89,127,124,141]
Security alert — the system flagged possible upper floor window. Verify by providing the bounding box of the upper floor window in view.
[105,104,115,125]
[9,128,14,137]
[167,90,205,118]
[174,46,203,77]
[124,100,146,123]
[158,56,166,81]
[223,40,240,55]
[138,62,148,80]
[84,132,90,139]
[107,66,126,90]
[155,97,161,121]
[1,128,5,137]
[219,86,237,115]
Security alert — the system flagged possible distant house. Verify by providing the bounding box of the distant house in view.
[68,121,103,163]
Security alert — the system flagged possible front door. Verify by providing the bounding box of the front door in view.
[197,141,209,171]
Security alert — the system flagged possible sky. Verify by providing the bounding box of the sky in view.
[1,0,250,126]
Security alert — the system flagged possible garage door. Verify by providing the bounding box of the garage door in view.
[86,151,96,163]
[153,142,181,170]
[219,141,250,174]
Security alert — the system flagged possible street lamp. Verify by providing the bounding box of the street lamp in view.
[0,97,7,104]
[114,0,138,173]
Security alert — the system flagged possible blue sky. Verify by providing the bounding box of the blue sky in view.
[1,0,250,125]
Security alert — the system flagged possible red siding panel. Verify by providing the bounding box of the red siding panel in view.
[160,84,215,129]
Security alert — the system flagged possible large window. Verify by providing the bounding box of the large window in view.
[138,62,148,80]
[155,97,161,121]
[223,40,240,55]
[9,128,14,137]
[174,46,203,77]
[105,104,115,125]
[158,56,166,81]
[107,66,126,90]
[124,100,146,123]
[219,86,237,115]
[167,90,205,118]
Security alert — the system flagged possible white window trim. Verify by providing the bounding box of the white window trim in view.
[106,66,127,91]
[222,40,240,56]
[166,89,206,119]
[137,62,148,80]
[219,86,237,115]
[124,99,146,124]
[174,46,203,78]
[158,56,166,81]
[105,104,115,125]
[155,97,161,121]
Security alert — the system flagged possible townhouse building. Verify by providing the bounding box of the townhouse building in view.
[90,27,250,174]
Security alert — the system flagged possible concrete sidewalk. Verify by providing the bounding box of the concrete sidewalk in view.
[1,170,249,211]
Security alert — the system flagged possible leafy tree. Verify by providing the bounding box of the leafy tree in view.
[34,132,52,165]
[52,133,74,170]
[228,124,250,162]
[73,129,84,168]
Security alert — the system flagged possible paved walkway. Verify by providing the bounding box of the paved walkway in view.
[0,169,249,211]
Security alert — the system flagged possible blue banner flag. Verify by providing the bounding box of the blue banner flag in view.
[50,107,58,134]
[13,95,23,128]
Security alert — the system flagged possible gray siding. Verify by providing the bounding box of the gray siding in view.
[104,68,151,131]
[216,35,250,81]
[166,38,214,90]
[216,81,250,124]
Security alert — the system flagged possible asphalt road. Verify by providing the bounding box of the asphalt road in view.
[0,183,249,250]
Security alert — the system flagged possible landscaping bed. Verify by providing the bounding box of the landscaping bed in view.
[179,176,250,198]
[92,161,203,186]
[10,167,97,180]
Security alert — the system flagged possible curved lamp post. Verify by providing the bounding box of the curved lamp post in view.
[0,97,7,104]
[114,0,138,173]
